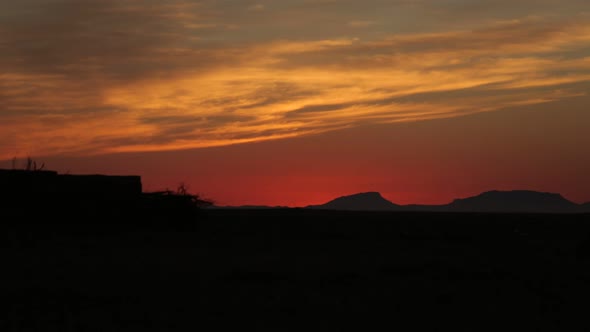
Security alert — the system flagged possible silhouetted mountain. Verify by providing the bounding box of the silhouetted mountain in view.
[399,204,446,212]
[307,192,399,211]
[301,190,585,213]
[205,190,587,214]
[206,205,288,210]
[444,190,578,213]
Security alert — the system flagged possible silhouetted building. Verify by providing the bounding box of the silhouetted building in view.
[0,169,142,203]
[0,169,211,221]
[0,169,142,198]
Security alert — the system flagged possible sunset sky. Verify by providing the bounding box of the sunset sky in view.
[1,0,589,206]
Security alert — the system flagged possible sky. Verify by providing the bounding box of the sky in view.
[1,0,590,206]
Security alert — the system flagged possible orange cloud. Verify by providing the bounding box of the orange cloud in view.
[1,2,590,160]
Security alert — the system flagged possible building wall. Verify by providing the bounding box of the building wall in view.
[0,169,142,200]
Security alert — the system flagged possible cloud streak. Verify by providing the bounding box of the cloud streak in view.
[1,1,589,158]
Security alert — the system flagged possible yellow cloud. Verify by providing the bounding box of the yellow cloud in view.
[348,20,376,28]
[2,15,590,159]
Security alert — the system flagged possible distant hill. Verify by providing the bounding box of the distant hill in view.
[206,205,288,210]
[445,190,578,213]
[300,190,585,213]
[306,192,399,211]
[207,190,588,214]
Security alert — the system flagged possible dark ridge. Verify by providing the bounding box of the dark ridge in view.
[207,205,289,210]
[307,192,399,211]
[300,190,586,213]
[446,190,578,213]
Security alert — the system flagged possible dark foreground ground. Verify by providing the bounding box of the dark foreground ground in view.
[2,208,590,331]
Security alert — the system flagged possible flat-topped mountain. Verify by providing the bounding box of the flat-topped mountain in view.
[306,192,399,211]
[301,190,586,213]
[446,190,578,213]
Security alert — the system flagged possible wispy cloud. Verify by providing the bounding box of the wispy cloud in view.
[248,3,266,11]
[348,20,376,28]
[1,1,589,159]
